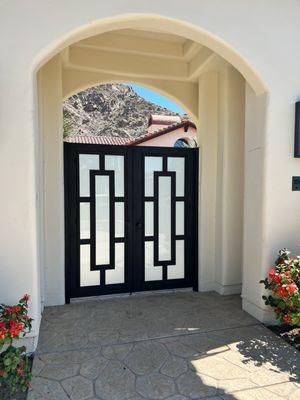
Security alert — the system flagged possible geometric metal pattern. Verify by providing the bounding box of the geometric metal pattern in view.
[64,143,199,301]
[80,154,125,286]
[143,155,186,282]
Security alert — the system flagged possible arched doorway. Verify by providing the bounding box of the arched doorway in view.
[62,82,199,299]
[36,14,269,323]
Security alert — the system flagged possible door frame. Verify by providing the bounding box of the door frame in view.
[64,142,199,302]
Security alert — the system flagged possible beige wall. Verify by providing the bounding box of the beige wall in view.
[242,85,270,321]
[215,65,245,294]
[38,56,65,307]
[197,71,219,291]
[2,1,300,349]
[137,126,197,147]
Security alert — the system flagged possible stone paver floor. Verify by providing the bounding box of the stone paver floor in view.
[27,291,300,400]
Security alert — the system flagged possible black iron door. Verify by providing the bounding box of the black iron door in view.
[64,143,198,301]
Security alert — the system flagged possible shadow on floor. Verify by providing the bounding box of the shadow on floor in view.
[27,292,300,400]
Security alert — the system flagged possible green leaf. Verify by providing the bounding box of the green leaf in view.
[3,358,12,366]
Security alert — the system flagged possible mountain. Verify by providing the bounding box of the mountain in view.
[63,83,189,139]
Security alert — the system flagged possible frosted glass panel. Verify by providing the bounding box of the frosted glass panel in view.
[158,176,171,261]
[176,202,184,236]
[106,243,125,284]
[144,202,154,236]
[80,203,90,239]
[95,175,110,265]
[115,202,124,238]
[168,240,185,279]
[168,157,185,196]
[105,155,124,197]
[79,154,99,197]
[145,241,162,281]
[145,157,162,196]
[80,245,100,287]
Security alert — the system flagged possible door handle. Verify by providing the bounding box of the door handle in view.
[135,221,143,229]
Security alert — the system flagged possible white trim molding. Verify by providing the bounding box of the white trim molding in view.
[214,283,242,295]
[242,298,277,325]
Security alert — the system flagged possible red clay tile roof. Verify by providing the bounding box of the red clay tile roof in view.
[64,135,130,145]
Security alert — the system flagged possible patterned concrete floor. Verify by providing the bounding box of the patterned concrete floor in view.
[27,291,300,400]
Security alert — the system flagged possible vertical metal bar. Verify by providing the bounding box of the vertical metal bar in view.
[90,170,96,272]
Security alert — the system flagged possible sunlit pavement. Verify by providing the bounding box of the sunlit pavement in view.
[27,291,300,400]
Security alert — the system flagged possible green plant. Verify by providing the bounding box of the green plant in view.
[63,110,74,138]
[260,250,300,326]
[0,295,33,394]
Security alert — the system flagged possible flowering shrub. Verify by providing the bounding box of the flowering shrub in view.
[0,294,33,394]
[260,250,300,326]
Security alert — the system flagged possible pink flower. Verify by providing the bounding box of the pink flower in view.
[283,315,292,324]
[269,269,276,280]
[287,284,298,294]
[276,285,287,297]
[273,274,283,283]
[9,320,23,338]
[269,269,282,283]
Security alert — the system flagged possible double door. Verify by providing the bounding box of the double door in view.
[64,143,198,301]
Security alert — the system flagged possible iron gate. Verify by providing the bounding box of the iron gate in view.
[64,143,198,301]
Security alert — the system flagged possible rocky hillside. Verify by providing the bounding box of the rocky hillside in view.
[63,84,188,139]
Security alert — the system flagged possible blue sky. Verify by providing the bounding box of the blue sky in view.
[129,84,186,114]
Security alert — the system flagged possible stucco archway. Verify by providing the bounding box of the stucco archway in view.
[33,14,268,95]
[36,13,270,325]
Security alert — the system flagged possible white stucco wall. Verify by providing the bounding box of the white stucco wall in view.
[1,1,300,348]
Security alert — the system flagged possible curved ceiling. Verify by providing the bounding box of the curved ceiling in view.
[62,28,217,84]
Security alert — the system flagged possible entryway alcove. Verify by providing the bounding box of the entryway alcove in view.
[36,14,269,323]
